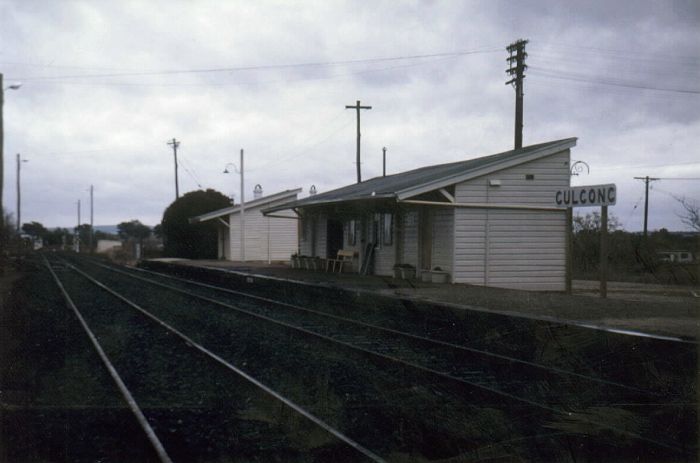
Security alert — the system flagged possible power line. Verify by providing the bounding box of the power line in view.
[529,66,700,94]
[530,43,700,66]
[9,48,501,82]
[177,157,202,189]
[602,160,700,170]
[10,54,474,89]
[252,112,352,171]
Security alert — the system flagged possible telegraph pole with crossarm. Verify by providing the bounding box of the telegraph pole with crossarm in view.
[345,100,372,183]
[634,176,659,238]
[167,138,180,199]
[506,39,528,150]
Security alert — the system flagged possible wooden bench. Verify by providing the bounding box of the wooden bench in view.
[326,250,355,273]
[300,256,323,270]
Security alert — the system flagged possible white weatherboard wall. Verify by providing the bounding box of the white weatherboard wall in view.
[401,211,419,268]
[228,196,298,261]
[431,208,454,275]
[453,149,570,290]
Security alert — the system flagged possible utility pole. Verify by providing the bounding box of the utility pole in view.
[1,74,5,247]
[76,199,81,253]
[634,176,659,238]
[16,153,27,232]
[239,148,245,263]
[167,138,180,199]
[382,147,387,177]
[1,75,21,272]
[345,100,372,183]
[506,39,528,149]
[89,185,94,253]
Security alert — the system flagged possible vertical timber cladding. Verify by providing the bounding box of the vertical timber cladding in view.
[229,214,240,261]
[431,208,454,275]
[402,211,419,268]
[453,149,570,290]
[314,212,327,258]
[299,215,313,256]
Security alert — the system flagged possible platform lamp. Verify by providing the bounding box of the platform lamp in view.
[1,74,22,273]
[223,148,245,262]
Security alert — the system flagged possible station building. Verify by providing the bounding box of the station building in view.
[190,188,301,262]
[263,138,576,291]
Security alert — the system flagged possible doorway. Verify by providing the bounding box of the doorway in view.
[326,219,344,259]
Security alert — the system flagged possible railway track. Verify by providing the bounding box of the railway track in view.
[95,260,658,398]
[59,254,697,460]
[45,256,385,462]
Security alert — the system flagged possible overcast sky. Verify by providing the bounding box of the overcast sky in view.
[2,0,698,231]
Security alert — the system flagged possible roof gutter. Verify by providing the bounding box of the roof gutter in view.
[263,194,395,214]
[398,199,564,212]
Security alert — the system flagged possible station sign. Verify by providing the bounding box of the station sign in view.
[554,184,616,208]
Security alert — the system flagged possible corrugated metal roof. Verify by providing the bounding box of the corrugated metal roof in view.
[264,138,576,213]
[190,188,302,223]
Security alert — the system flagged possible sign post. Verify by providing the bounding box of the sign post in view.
[554,184,616,298]
[600,205,608,298]
[565,207,573,294]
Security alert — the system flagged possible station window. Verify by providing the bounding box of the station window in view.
[382,213,393,246]
[526,174,535,180]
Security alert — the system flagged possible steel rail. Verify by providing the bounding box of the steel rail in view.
[43,257,175,463]
[95,260,655,395]
[61,260,386,463]
[66,258,688,454]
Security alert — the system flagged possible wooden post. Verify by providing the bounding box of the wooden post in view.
[345,100,372,183]
[600,205,608,298]
[565,207,572,294]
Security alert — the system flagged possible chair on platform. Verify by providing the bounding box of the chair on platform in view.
[326,250,355,273]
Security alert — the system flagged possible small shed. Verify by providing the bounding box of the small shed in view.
[263,138,576,291]
[191,188,301,262]
[96,239,122,253]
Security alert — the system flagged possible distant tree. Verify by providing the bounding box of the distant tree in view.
[94,230,119,241]
[117,220,151,243]
[573,211,621,233]
[1,209,17,262]
[45,228,71,247]
[75,224,94,250]
[572,211,633,275]
[161,189,231,258]
[152,223,163,239]
[674,195,699,231]
[22,221,48,238]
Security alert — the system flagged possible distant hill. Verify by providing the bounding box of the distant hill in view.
[94,225,119,235]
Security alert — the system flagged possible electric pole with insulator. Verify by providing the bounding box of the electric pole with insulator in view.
[345,100,372,183]
[506,39,528,149]
[16,153,28,232]
[89,185,94,252]
[167,138,180,199]
[634,176,659,238]
[382,147,387,177]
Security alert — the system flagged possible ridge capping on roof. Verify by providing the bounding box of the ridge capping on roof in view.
[191,188,302,223]
[396,137,576,200]
[263,138,576,213]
